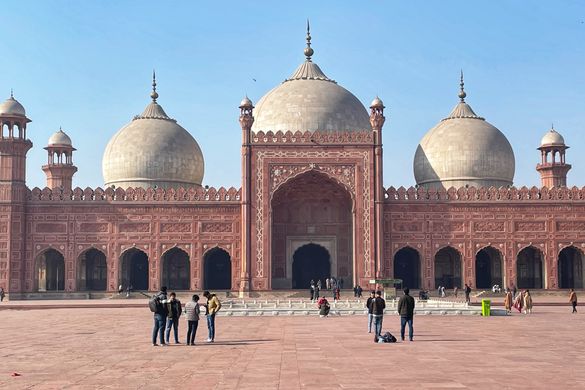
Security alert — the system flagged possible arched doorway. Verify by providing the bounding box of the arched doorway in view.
[434,246,462,289]
[36,249,65,291]
[162,247,190,290]
[517,246,544,289]
[271,171,353,289]
[120,248,149,291]
[393,247,420,289]
[77,248,107,291]
[559,246,584,289]
[475,247,503,289]
[292,243,331,289]
[203,248,231,290]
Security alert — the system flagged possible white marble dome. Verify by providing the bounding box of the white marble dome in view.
[48,129,72,146]
[102,89,204,190]
[414,82,515,189]
[251,32,370,133]
[0,95,26,117]
[540,128,565,146]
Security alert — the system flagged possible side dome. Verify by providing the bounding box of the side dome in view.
[540,128,565,146]
[102,78,204,189]
[414,75,515,189]
[251,27,370,133]
[48,128,72,146]
[0,94,26,117]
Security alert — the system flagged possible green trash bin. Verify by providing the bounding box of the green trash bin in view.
[481,299,491,316]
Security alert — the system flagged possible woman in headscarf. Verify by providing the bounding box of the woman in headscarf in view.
[504,289,513,314]
[523,290,533,314]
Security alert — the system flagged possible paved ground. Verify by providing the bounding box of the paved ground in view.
[0,305,583,389]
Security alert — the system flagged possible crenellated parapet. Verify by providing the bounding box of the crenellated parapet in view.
[252,130,373,145]
[27,186,241,202]
[385,185,585,202]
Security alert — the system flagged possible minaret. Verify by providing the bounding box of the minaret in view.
[536,125,571,187]
[239,95,254,295]
[41,128,77,190]
[370,96,386,278]
[0,92,33,295]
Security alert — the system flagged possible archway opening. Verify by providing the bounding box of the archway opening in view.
[204,248,231,290]
[559,246,584,289]
[434,246,462,289]
[78,248,107,291]
[292,243,331,289]
[393,247,420,289]
[120,248,149,291]
[517,246,543,289]
[475,247,503,289]
[36,249,65,291]
[271,170,353,289]
[162,247,190,290]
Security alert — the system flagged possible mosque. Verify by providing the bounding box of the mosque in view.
[0,27,583,298]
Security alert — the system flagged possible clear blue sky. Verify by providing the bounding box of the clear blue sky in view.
[1,1,583,189]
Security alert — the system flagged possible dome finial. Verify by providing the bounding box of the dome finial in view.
[304,19,314,61]
[10,89,13,99]
[458,69,467,102]
[150,69,159,103]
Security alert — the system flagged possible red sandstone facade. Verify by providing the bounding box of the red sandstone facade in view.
[0,102,583,298]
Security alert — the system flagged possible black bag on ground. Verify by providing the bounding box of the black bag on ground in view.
[376,331,397,343]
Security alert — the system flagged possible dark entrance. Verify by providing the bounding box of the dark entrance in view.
[559,246,584,289]
[517,246,543,289]
[45,249,65,291]
[475,247,503,289]
[292,243,331,289]
[203,248,231,290]
[434,246,462,289]
[78,248,107,291]
[162,248,190,290]
[393,247,420,289]
[120,248,149,291]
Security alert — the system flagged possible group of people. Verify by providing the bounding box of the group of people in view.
[151,287,222,346]
[504,289,533,314]
[352,285,363,298]
[365,288,416,342]
[310,277,344,302]
[435,283,472,303]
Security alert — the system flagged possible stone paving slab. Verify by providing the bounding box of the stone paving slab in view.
[0,305,583,389]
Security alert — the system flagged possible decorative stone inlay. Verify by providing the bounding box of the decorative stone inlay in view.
[201,222,232,233]
[160,223,191,233]
[515,221,546,232]
[474,221,505,232]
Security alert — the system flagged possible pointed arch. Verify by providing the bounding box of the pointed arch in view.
[161,247,190,290]
[119,247,149,291]
[558,246,584,289]
[434,246,462,289]
[35,248,65,292]
[475,246,503,289]
[517,246,544,289]
[203,247,231,290]
[393,246,421,289]
[77,247,107,291]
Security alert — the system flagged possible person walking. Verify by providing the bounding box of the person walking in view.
[397,287,415,342]
[454,286,458,298]
[184,294,201,345]
[523,290,533,314]
[165,292,182,344]
[464,283,472,304]
[440,286,446,298]
[569,289,578,313]
[326,278,331,290]
[0,287,5,302]
[357,285,363,298]
[504,289,513,314]
[152,286,168,346]
[366,291,375,333]
[315,280,321,300]
[371,290,386,338]
[204,291,221,342]
[310,280,315,301]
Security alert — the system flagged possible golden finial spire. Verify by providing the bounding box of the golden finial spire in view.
[458,70,467,102]
[150,69,159,103]
[304,19,314,61]
[10,88,13,99]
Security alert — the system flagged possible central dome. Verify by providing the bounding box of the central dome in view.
[251,27,370,134]
[102,76,204,189]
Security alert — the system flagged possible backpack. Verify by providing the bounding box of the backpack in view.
[149,295,161,313]
[377,332,397,343]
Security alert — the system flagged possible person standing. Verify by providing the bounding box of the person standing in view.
[357,285,363,298]
[310,280,315,301]
[204,291,221,342]
[504,289,513,314]
[569,289,578,313]
[152,286,168,346]
[184,294,201,345]
[523,290,533,314]
[366,291,375,333]
[397,287,415,342]
[165,292,182,344]
[315,280,321,300]
[371,290,386,338]
[326,278,331,290]
[440,286,446,298]
[0,287,5,302]
[454,286,458,298]
[464,283,472,304]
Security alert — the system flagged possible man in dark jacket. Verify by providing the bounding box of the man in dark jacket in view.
[371,290,386,338]
[165,292,182,344]
[152,286,168,346]
[397,287,415,341]
[366,291,376,333]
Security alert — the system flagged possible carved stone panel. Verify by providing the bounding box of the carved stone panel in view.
[119,223,150,233]
[474,221,505,232]
[201,222,232,233]
[557,221,585,231]
[79,223,109,233]
[35,223,67,233]
[515,221,546,232]
[160,223,192,233]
